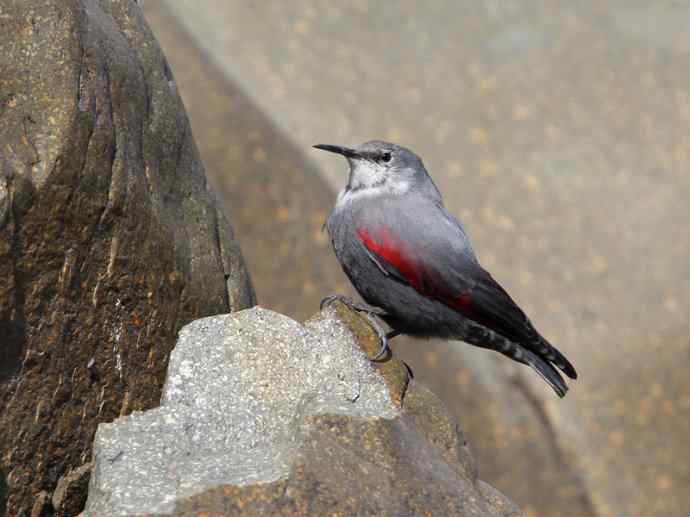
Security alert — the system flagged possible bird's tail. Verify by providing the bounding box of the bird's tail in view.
[518,347,568,398]
[466,325,569,397]
[533,336,577,380]
[495,336,568,397]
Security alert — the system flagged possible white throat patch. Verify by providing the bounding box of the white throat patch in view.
[334,158,414,208]
[335,178,412,208]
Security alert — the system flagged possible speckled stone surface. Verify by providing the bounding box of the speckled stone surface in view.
[145,2,690,516]
[84,305,521,516]
[85,307,397,515]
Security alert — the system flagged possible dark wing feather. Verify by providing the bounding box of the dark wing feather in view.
[353,198,577,380]
[464,269,577,379]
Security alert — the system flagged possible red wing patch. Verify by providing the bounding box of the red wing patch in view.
[357,227,423,290]
[452,293,473,312]
[357,226,495,327]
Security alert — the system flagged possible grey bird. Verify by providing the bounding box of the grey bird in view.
[315,140,577,397]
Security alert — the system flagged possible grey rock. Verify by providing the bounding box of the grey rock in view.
[85,306,521,516]
[85,306,397,515]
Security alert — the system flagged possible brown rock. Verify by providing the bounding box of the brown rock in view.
[332,301,411,407]
[139,2,351,325]
[0,1,254,515]
[176,409,521,517]
[52,463,92,516]
[30,491,51,517]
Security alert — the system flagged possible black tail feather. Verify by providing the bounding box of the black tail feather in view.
[462,320,571,397]
[520,347,568,398]
[534,336,578,380]
[469,271,577,381]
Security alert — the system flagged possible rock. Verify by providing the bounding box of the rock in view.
[30,491,52,517]
[85,304,521,516]
[0,1,254,514]
[140,2,353,325]
[52,463,93,516]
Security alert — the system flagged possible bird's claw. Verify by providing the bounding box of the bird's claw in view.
[320,294,392,361]
[320,294,385,316]
[363,313,390,361]
[320,294,344,311]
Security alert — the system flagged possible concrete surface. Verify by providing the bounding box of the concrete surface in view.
[143,2,690,516]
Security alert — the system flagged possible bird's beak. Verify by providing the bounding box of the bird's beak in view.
[313,144,361,159]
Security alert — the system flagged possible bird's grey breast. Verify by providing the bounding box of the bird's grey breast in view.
[326,200,354,259]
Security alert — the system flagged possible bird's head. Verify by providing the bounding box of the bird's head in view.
[314,140,440,200]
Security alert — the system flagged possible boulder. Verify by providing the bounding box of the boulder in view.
[0,0,254,514]
[85,304,522,516]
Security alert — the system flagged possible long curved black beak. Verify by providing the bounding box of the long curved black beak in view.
[313,144,361,159]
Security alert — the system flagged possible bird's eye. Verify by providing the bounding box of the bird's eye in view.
[381,152,392,163]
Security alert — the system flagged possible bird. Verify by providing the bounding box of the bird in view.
[314,140,577,397]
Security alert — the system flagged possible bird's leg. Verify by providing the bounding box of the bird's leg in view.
[320,294,395,360]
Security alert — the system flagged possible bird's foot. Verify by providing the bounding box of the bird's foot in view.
[319,294,386,316]
[320,294,395,361]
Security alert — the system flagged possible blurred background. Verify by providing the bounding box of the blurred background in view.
[141,2,689,516]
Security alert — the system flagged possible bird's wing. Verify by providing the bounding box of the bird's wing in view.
[353,199,576,379]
